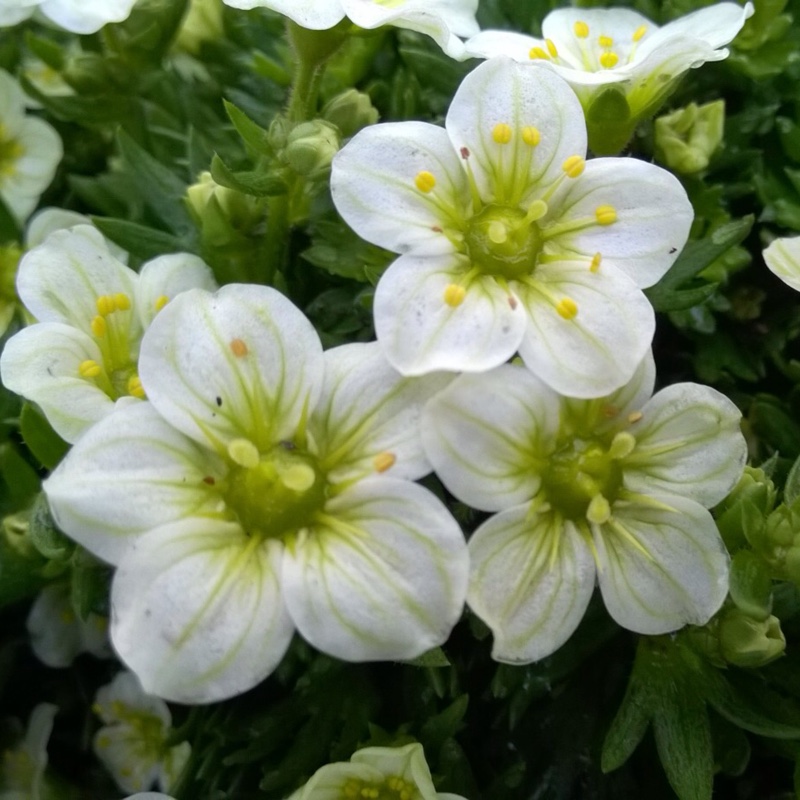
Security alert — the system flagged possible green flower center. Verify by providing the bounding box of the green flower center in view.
[0,124,23,180]
[464,204,543,280]
[341,775,420,800]
[224,440,327,540]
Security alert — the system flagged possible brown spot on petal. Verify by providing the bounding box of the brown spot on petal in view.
[230,338,248,357]
[203,476,216,485]
[508,295,518,310]
[460,147,470,159]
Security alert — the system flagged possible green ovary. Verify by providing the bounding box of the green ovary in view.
[542,438,623,521]
[0,125,22,179]
[224,443,327,539]
[341,775,420,800]
[464,204,542,280]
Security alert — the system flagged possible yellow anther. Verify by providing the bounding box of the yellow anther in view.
[91,315,107,338]
[590,252,602,272]
[228,438,260,469]
[632,24,647,42]
[127,374,145,399]
[562,155,585,178]
[600,51,619,69]
[96,295,115,316]
[595,205,617,225]
[154,294,169,311]
[114,292,131,310]
[414,170,436,193]
[280,463,316,492]
[78,359,102,378]
[443,283,466,307]
[522,126,541,146]
[230,338,248,357]
[373,452,396,473]
[574,20,589,38]
[529,45,550,60]
[587,494,612,525]
[598,35,613,48]
[556,297,578,319]
[492,122,512,144]
[546,38,558,57]
[628,410,643,423]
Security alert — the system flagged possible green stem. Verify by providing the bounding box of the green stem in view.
[263,189,292,284]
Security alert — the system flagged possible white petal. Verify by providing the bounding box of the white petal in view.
[221,0,346,29]
[374,254,526,376]
[94,671,170,724]
[138,284,324,452]
[282,478,468,662]
[27,584,85,668]
[38,0,138,33]
[350,743,439,795]
[0,322,116,443]
[468,504,596,663]
[763,236,800,292]
[135,253,217,328]
[421,364,559,512]
[463,30,542,62]
[446,57,587,207]
[111,518,293,704]
[313,341,451,483]
[331,121,468,257]
[44,402,225,565]
[25,207,129,263]
[622,383,747,507]
[544,158,693,289]
[515,258,655,398]
[595,495,729,634]
[94,726,161,794]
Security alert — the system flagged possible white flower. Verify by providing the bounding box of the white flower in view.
[0,704,57,800]
[0,70,61,225]
[124,795,175,800]
[287,743,466,800]
[0,0,139,33]
[93,672,190,794]
[422,353,747,663]
[763,236,800,292]
[331,57,692,397]
[0,225,216,443]
[27,582,111,668]
[221,0,479,59]
[463,4,753,153]
[44,284,468,703]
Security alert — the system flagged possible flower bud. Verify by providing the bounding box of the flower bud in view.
[655,101,725,175]
[284,120,341,180]
[175,0,224,55]
[322,89,379,138]
[718,607,785,668]
[186,172,263,232]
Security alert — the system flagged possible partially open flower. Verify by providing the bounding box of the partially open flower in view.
[763,235,800,292]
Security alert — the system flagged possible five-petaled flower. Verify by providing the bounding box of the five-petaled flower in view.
[332,56,692,397]
[422,353,747,663]
[44,284,468,703]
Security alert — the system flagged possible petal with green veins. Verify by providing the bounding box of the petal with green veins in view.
[763,236,800,292]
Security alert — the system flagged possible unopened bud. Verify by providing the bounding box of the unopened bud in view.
[284,120,341,180]
[655,101,725,175]
[718,608,785,668]
[322,89,379,138]
[175,0,224,55]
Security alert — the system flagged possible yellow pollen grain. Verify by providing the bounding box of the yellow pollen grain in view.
[546,38,558,57]
[91,315,107,338]
[414,170,436,193]
[96,295,115,316]
[556,297,578,319]
[443,283,466,307]
[78,359,102,378]
[562,155,585,178]
[114,293,131,311]
[154,294,169,311]
[522,126,541,146]
[374,452,396,473]
[127,375,145,399]
[529,45,550,60]
[590,252,602,272]
[598,35,613,48]
[574,20,589,38]
[595,205,617,225]
[492,122,512,144]
[633,24,647,42]
[600,51,619,69]
[230,338,248,357]
[628,411,643,423]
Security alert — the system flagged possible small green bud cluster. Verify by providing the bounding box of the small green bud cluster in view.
[654,101,725,175]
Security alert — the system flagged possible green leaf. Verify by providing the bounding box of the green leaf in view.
[420,694,468,752]
[785,452,800,505]
[92,217,195,261]
[404,647,451,668]
[223,99,273,156]
[0,523,48,608]
[601,667,651,773]
[210,154,287,197]
[728,550,773,620]
[70,547,112,620]
[19,403,69,470]
[0,443,40,513]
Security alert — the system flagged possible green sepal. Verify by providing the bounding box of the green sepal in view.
[585,88,635,156]
[19,403,69,471]
[405,647,451,668]
[28,493,73,562]
[210,154,288,197]
[728,550,773,620]
[784,452,800,506]
[70,547,112,620]
[0,516,48,608]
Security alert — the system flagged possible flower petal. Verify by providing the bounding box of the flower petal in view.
[422,364,559,512]
[515,258,655,397]
[595,494,729,634]
[763,235,800,292]
[445,57,587,208]
[313,341,451,483]
[111,518,293,704]
[331,121,469,257]
[350,743,439,796]
[221,0,346,29]
[282,478,468,662]
[463,30,542,62]
[38,0,138,32]
[374,254,526,376]
[468,504,596,663]
[138,284,324,452]
[44,401,225,565]
[545,158,692,289]
[622,382,747,507]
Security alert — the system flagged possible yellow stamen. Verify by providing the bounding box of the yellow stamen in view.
[522,126,541,146]
[562,155,585,178]
[600,51,619,69]
[609,431,636,459]
[492,122,512,144]
[91,315,107,337]
[78,359,102,378]
[546,38,558,57]
[127,374,145,399]
[96,295,115,316]
[154,294,169,311]
[529,46,550,60]
[632,24,647,42]
[587,494,612,525]
[628,411,643,423]
[443,283,466,307]
[114,293,131,311]
[556,297,578,319]
[228,438,260,469]
[230,338,248,357]
[574,20,589,38]
[373,452,396,473]
[414,170,436,193]
[595,205,617,225]
[590,252,602,272]
[598,35,613,48]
